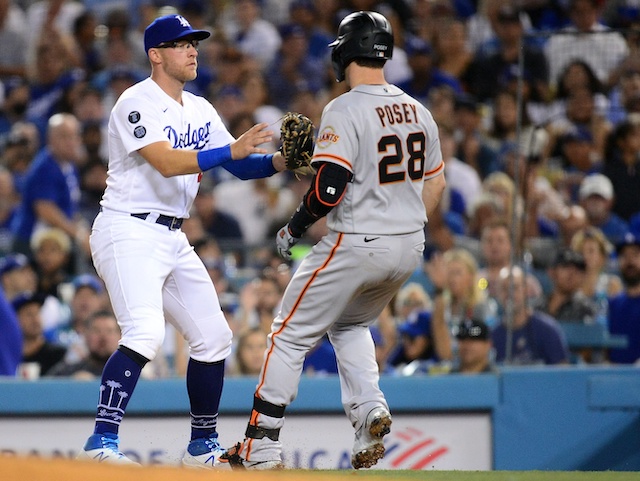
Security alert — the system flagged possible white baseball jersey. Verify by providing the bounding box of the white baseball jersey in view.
[311,84,443,235]
[101,77,234,218]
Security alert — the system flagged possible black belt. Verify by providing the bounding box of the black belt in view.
[131,212,184,230]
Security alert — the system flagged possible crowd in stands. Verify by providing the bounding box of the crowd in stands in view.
[0,0,639,380]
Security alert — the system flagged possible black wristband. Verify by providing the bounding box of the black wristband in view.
[289,202,318,238]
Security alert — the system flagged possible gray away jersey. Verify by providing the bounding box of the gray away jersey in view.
[311,84,443,235]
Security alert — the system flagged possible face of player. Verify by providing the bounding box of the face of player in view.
[157,39,200,83]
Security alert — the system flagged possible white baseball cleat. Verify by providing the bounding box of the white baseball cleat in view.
[182,433,227,469]
[351,407,392,469]
[78,432,139,465]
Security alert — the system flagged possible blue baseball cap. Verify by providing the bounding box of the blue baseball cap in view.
[72,274,104,294]
[11,291,45,313]
[0,253,30,277]
[398,311,431,338]
[144,14,211,54]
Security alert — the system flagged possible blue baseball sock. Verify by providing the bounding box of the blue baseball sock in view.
[187,358,225,441]
[94,347,147,435]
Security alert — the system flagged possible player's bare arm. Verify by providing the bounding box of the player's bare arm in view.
[138,123,274,177]
[423,172,446,218]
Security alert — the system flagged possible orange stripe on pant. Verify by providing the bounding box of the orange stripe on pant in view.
[245,233,344,460]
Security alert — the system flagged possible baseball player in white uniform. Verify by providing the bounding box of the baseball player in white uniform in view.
[77,14,286,467]
[237,11,446,470]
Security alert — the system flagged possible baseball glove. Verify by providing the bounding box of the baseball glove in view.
[280,112,315,177]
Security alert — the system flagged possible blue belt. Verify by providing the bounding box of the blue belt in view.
[131,212,184,230]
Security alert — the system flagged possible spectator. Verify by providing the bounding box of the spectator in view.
[450,317,496,373]
[536,59,608,128]
[240,70,283,150]
[47,310,119,379]
[0,167,19,254]
[288,0,334,62]
[25,33,85,140]
[478,218,512,298]
[427,247,498,362]
[487,91,548,164]
[1,121,40,194]
[607,61,640,125]
[545,0,628,89]
[227,326,267,376]
[466,191,506,241]
[53,273,108,363]
[541,248,598,324]
[0,284,21,376]
[439,125,481,230]
[191,176,244,248]
[608,231,640,364]
[213,176,297,247]
[547,126,602,204]
[453,94,499,179]
[570,226,623,327]
[492,265,569,365]
[13,290,67,377]
[432,17,472,81]
[397,36,463,107]
[0,252,37,301]
[24,0,85,60]
[30,227,73,337]
[464,5,548,104]
[547,87,612,167]
[71,10,104,78]
[386,310,438,375]
[0,0,28,79]
[224,0,282,70]
[578,174,629,245]
[264,24,325,112]
[0,77,31,138]
[11,113,90,258]
[602,118,640,221]
[237,273,283,335]
[427,84,457,132]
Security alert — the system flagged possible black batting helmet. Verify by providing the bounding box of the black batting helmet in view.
[328,11,394,82]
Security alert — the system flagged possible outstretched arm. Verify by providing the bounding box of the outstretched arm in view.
[138,123,274,177]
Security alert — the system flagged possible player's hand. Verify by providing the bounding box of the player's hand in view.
[276,224,300,261]
[230,123,273,159]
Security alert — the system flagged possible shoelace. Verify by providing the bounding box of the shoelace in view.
[204,435,222,452]
[102,435,125,455]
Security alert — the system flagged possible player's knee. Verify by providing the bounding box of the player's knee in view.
[121,326,166,361]
[189,324,233,363]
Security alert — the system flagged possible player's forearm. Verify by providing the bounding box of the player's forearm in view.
[423,173,446,218]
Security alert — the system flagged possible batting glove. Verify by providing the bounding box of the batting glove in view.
[276,224,300,260]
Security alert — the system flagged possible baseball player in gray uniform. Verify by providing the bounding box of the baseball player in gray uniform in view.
[237,11,446,470]
[77,14,287,467]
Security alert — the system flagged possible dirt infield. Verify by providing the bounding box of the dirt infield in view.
[0,456,278,481]
[0,455,345,481]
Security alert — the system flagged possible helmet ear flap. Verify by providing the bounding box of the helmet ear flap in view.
[331,42,346,82]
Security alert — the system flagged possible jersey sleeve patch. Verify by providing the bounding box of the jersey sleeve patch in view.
[128,111,141,123]
[134,126,147,138]
[316,126,340,149]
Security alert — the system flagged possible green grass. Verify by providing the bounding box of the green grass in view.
[273,470,640,481]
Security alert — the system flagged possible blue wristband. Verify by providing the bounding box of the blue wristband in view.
[197,145,232,171]
[223,153,276,180]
